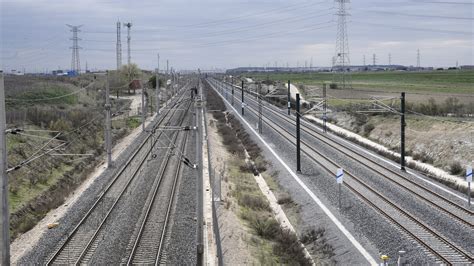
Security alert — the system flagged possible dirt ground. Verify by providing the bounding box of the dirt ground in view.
[206,115,255,264]
[331,112,474,173]
[268,83,473,175]
[301,84,474,105]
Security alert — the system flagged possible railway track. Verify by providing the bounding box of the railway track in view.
[124,105,191,265]
[46,89,190,265]
[208,78,474,265]
[219,79,473,228]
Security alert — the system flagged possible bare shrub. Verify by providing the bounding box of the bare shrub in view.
[449,161,463,176]
[363,123,375,136]
[273,229,312,265]
[238,193,271,211]
[300,228,325,244]
[250,215,280,239]
[277,193,293,205]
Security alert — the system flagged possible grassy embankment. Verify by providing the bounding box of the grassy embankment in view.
[5,75,139,238]
[205,80,334,264]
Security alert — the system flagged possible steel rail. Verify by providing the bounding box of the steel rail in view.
[217,78,473,226]
[208,79,474,265]
[126,107,190,265]
[76,100,192,265]
[47,88,189,265]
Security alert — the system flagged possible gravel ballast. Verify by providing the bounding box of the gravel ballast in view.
[18,90,198,264]
[208,79,440,265]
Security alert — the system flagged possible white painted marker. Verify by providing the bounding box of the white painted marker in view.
[336,168,344,184]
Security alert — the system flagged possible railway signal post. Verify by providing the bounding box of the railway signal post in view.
[296,93,301,173]
[105,71,113,167]
[0,71,10,265]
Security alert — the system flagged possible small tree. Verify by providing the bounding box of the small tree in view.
[148,75,163,89]
[120,64,141,94]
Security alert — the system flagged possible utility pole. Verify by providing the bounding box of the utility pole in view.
[116,21,122,70]
[400,92,406,171]
[0,71,10,265]
[363,55,366,66]
[166,60,169,75]
[389,53,392,66]
[141,85,146,131]
[287,80,291,115]
[105,71,112,167]
[196,84,204,266]
[417,49,421,68]
[156,56,160,115]
[124,22,132,65]
[323,83,327,133]
[296,93,301,173]
[258,83,263,134]
[231,82,234,106]
[170,69,174,97]
[373,54,377,66]
[241,80,245,116]
[67,24,82,73]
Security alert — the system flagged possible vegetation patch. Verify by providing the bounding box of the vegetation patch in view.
[126,116,142,129]
[4,75,136,239]
[10,85,78,105]
[249,70,474,94]
[205,79,313,265]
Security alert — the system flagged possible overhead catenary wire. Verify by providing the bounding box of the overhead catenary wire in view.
[82,10,335,51]
[7,142,67,173]
[84,20,335,52]
[406,109,471,124]
[354,10,474,21]
[352,21,471,35]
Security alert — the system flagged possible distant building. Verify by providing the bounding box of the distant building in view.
[460,65,474,70]
[52,70,64,76]
[10,70,24,76]
[130,79,142,92]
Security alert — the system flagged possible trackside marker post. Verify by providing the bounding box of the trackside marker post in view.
[467,166,472,207]
[336,168,344,209]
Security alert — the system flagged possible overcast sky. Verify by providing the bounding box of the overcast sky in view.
[1,0,472,72]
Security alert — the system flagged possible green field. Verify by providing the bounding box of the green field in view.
[250,70,474,94]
